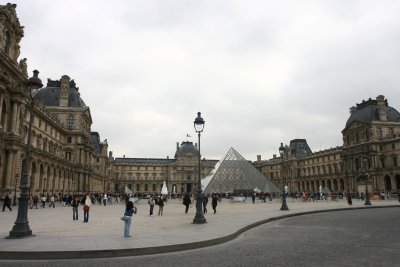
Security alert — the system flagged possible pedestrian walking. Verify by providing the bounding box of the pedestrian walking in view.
[30,195,38,209]
[202,194,208,214]
[83,194,91,222]
[212,193,218,214]
[122,200,137,237]
[347,192,352,206]
[2,194,12,212]
[71,197,79,220]
[157,195,164,216]
[148,194,155,216]
[103,193,107,206]
[48,195,55,208]
[40,195,46,208]
[252,193,256,204]
[183,193,191,214]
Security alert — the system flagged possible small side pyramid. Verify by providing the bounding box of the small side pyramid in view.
[202,147,280,194]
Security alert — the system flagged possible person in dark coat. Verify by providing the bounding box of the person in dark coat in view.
[122,200,137,237]
[30,195,39,209]
[202,194,209,214]
[157,195,164,216]
[2,194,12,212]
[71,197,80,220]
[347,192,352,206]
[212,194,218,214]
[251,193,256,204]
[183,193,191,214]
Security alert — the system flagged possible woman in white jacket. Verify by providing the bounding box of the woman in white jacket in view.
[83,194,91,222]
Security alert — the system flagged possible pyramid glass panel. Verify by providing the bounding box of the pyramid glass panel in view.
[202,147,280,194]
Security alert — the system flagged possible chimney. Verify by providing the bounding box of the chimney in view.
[176,142,179,151]
[273,154,276,159]
[59,75,70,107]
[377,95,388,121]
[257,155,261,162]
[349,106,357,115]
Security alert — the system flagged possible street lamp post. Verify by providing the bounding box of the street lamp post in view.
[12,176,18,206]
[359,158,371,206]
[193,112,206,224]
[279,143,289,211]
[9,70,43,238]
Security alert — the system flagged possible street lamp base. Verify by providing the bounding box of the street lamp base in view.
[8,225,33,239]
[364,200,372,205]
[193,214,207,224]
[280,204,289,211]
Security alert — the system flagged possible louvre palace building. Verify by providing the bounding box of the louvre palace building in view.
[255,95,400,194]
[1,3,400,198]
[0,3,109,196]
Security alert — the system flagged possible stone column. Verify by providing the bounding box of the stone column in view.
[10,100,18,133]
[5,149,16,190]
[0,93,3,129]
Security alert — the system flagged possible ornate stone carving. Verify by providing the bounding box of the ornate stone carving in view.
[0,3,24,62]
[18,57,27,77]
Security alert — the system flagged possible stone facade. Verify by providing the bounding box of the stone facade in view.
[0,3,109,196]
[255,96,400,194]
[110,142,218,195]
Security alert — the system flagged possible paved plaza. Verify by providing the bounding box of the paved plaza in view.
[0,197,399,259]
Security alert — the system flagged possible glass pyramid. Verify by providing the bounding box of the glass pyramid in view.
[202,147,280,194]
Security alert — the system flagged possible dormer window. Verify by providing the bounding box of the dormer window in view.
[67,115,74,130]
[377,128,382,139]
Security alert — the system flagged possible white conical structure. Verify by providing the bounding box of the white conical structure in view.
[161,181,168,195]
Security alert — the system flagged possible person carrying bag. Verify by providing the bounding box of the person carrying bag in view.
[122,201,137,237]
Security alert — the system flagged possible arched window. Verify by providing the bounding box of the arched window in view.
[67,115,74,130]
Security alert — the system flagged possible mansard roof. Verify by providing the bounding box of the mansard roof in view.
[345,98,400,128]
[289,139,312,158]
[175,141,199,158]
[36,78,86,108]
[90,132,107,154]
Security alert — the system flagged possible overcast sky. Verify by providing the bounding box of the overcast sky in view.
[12,0,400,161]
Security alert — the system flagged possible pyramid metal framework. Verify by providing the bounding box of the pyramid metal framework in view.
[203,147,280,194]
